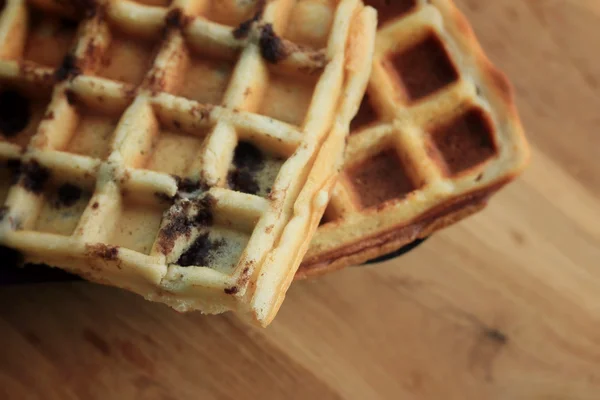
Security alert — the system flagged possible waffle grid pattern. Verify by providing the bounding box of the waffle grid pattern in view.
[302,0,529,275]
[0,0,376,325]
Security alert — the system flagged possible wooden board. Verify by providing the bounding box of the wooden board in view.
[1,1,599,398]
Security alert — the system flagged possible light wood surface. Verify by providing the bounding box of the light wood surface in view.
[1,1,599,399]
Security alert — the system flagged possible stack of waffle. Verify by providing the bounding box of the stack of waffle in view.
[0,0,528,326]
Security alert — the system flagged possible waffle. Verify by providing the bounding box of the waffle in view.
[298,0,530,278]
[0,0,377,326]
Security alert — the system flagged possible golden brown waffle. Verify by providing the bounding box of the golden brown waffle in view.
[0,0,377,326]
[298,0,530,278]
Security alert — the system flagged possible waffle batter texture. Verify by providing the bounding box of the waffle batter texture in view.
[0,0,377,326]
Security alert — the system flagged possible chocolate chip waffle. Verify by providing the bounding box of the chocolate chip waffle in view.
[298,0,530,278]
[0,0,377,326]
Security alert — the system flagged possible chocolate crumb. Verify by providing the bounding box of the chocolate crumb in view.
[236,263,253,287]
[224,286,239,295]
[55,54,81,82]
[119,169,132,185]
[158,210,191,254]
[165,8,182,29]
[21,160,50,194]
[91,201,99,209]
[194,194,216,226]
[56,183,82,207]
[87,243,119,260]
[259,24,289,64]
[309,51,327,65]
[43,111,55,121]
[191,105,211,121]
[157,194,216,254]
[232,1,265,39]
[176,232,225,267]
[0,90,31,137]
[233,19,253,40]
[174,176,208,194]
[162,8,190,38]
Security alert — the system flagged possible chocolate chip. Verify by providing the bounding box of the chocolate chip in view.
[233,19,253,40]
[162,8,190,38]
[227,141,265,195]
[165,8,183,29]
[55,54,81,82]
[194,195,216,226]
[21,160,50,194]
[174,176,208,195]
[176,232,225,267]
[86,243,119,260]
[0,90,31,137]
[232,141,264,171]
[259,24,288,64]
[56,183,82,207]
[227,169,259,195]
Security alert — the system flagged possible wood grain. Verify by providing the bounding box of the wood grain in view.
[1,1,599,399]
